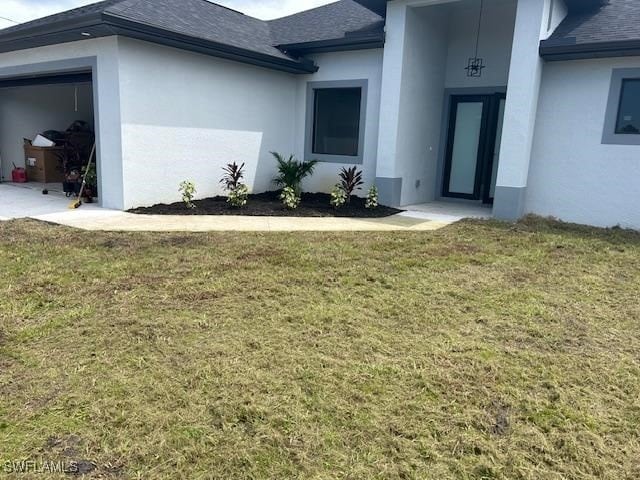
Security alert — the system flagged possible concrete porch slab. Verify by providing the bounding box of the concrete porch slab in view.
[403,201,493,223]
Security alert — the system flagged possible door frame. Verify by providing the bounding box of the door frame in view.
[437,87,507,204]
[442,95,491,201]
[480,92,506,204]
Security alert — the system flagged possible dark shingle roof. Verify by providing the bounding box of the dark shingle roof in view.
[269,0,384,47]
[105,0,290,59]
[541,0,640,60]
[0,0,384,73]
[0,0,117,36]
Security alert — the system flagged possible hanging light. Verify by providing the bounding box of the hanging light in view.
[465,0,486,77]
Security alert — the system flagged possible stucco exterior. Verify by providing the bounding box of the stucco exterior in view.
[295,49,384,195]
[527,56,640,229]
[0,0,638,230]
[116,38,299,209]
[0,37,124,209]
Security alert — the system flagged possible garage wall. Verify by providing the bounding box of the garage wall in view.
[0,37,124,209]
[116,37,298,209]
[0,83,93,181]
[294,49,384,195]
[526,56,640,229]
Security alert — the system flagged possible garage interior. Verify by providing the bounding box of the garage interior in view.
[0,72,98,203]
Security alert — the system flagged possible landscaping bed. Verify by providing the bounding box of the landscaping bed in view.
[129,191,402,218]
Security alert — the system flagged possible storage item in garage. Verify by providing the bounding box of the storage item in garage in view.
[12,165,27,183]
[63,169,82,197]
[32,134,56,148]
[24,143,65,183]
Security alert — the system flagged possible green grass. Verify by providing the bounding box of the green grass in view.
[0,217,639,479]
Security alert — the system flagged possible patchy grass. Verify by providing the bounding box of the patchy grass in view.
[0,217,639,479]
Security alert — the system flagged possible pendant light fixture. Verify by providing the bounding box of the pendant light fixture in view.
[465,0,486,77]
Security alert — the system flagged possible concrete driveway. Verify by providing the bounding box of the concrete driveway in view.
[0,183,102,220]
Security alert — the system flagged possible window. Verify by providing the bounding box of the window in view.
[615,79,640,134]
[313,88,362,156]
[305,80,367,163]
[602,68,640,145]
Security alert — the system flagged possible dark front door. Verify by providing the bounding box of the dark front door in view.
[442,93,506,204]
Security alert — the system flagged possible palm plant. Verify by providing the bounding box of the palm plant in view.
[339,166,364,202]
[271,152,318,195]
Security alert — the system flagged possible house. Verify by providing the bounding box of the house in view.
[0,0,638,229]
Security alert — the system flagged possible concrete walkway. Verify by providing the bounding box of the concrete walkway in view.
[31,209,451,232]
[2,183,482,232]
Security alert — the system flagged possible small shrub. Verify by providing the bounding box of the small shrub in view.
[330,184,348,209]
[272,152,318,195]
[220,162,245,192]
[227,184,249,208]
[366,185,379,209]
[179,180,197,209]
[339,166,364,203]
[280,186,301,210]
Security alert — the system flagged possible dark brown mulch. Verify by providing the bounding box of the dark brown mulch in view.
[128,191,402,218]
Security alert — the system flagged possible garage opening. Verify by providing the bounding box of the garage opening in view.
[0,71,98,204]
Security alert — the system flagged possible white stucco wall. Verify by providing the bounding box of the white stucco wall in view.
[294,49,383,195]
[496,0,566,195]
[116,37,298,209]
[395,5,449,205]
[376,1,450,206]
[0,37,124,209]
[527,57,640,229]
[0,83,93,181]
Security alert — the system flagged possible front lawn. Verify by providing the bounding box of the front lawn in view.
[0,218,639,479]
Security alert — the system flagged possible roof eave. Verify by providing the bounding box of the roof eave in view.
[277,33,385,55]
[0,12,104,41]
[0,13,319,75]
[540,39,640,61]
[102,14,318,74]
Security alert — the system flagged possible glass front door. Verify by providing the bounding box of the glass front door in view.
[443,94,506,204]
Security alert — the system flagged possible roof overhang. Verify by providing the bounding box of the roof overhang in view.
[278,32,385,55]
[540,0,633,61]
[0,13,319,75]
[540,39,640,62]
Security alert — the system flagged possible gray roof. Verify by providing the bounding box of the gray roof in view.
[2,0,632,71]
[269,1,384,48]
[541,0,640,60]
[0,0,384,73]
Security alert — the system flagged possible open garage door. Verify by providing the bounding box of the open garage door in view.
[0,71,98,203]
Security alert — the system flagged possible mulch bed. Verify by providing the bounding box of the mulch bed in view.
[129,191,402,218]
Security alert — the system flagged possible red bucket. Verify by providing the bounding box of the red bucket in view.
[12,167,27,183]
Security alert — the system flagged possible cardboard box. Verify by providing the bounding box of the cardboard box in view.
[23,144,65,183]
